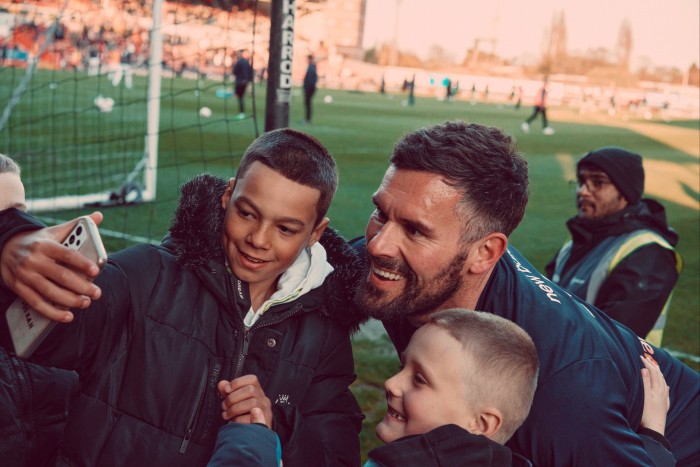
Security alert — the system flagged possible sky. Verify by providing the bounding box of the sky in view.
[362,0,700,70]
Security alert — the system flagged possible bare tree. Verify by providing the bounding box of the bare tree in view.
[541,10,567,73]
[616,19,633,71]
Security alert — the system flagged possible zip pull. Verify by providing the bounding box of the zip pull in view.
[233,330,253,379]
[179,427,193,454]
[242,331,251,356]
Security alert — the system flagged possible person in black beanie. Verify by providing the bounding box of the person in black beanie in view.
[545,147,681,345]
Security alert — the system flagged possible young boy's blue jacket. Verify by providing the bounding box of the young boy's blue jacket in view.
[353,238,699,467]
[207,422,282,467]
[0,175,367,467]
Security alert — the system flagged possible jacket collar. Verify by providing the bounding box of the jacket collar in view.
[166,173,368,331]
[566,198,678,247]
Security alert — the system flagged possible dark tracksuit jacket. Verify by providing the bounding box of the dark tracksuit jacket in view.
[0,175,367,467]
[365,424,532,467]
[353,238,699,467]
[545,199,680,343]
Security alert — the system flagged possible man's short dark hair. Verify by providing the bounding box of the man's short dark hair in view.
[237,128,338,225]
[390,121,529,241]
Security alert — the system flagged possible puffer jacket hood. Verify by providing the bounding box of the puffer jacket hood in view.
[166,173,368,332]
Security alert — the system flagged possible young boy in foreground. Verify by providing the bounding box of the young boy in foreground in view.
[365,309,675,467]
[367,308,539,466]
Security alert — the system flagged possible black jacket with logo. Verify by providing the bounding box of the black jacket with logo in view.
[0,174,366,467]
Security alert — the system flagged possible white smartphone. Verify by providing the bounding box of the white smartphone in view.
[5,216,107,358]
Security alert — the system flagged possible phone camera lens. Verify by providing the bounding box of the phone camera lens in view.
[76,226,83,236]
[69,235,75,244]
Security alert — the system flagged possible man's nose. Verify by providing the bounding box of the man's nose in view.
[367,222,401,258]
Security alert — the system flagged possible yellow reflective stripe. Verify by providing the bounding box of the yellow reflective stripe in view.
[608,231,682,274]
[644,296,671,347]
[606,230,681,348]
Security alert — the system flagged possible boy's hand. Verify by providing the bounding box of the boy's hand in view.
[640,355,670,436]
[250,407,268,426]
[217,375,273,428]
[0,212,103,322]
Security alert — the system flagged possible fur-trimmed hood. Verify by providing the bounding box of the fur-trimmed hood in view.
[166,173,368,331]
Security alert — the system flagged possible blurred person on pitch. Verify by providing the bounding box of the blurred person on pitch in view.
[520,76,554,135]
[233,49,254,119]
[303,55,318,124]
[545,147,681,346]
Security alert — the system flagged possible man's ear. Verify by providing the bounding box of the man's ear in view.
[221,178,236,209]
[307,217,329,247]
[469,233,507,274]
[467,407,503,440]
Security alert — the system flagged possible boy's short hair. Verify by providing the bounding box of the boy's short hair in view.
[236,128,338,226]
[426,308,539,444]
[0,153,21,175]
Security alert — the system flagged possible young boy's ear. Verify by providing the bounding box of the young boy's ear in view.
[221,178,236,209]
[307,217,329,247]
[467,407,503,440]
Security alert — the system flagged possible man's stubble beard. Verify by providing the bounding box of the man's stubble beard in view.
[354,251,468,322]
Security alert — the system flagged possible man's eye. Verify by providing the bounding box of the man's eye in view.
[590,178,606,189]
[406,226,422,237]
[373,208,387,223]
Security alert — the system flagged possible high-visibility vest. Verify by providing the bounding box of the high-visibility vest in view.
[552,229,682,347]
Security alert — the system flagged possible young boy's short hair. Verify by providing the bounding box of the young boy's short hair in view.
[236,128,338,226]
[0,153,21,174]
[427,308,539,444]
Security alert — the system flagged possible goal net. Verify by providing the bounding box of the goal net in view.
[0,0,265,248]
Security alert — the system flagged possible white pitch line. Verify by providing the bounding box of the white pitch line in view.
[37,217,161,246]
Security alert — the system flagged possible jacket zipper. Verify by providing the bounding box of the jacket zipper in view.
[233,330,252,379]
[231,303,304,379]
[10,355,35,434]
[180,365,209,454]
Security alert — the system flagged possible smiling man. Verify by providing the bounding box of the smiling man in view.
[352,122,699,466]
[545,147,681,346]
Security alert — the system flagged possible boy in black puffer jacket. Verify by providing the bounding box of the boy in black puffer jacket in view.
[0,129,366,466]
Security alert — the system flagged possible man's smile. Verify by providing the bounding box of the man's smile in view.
[372,266,405,281]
